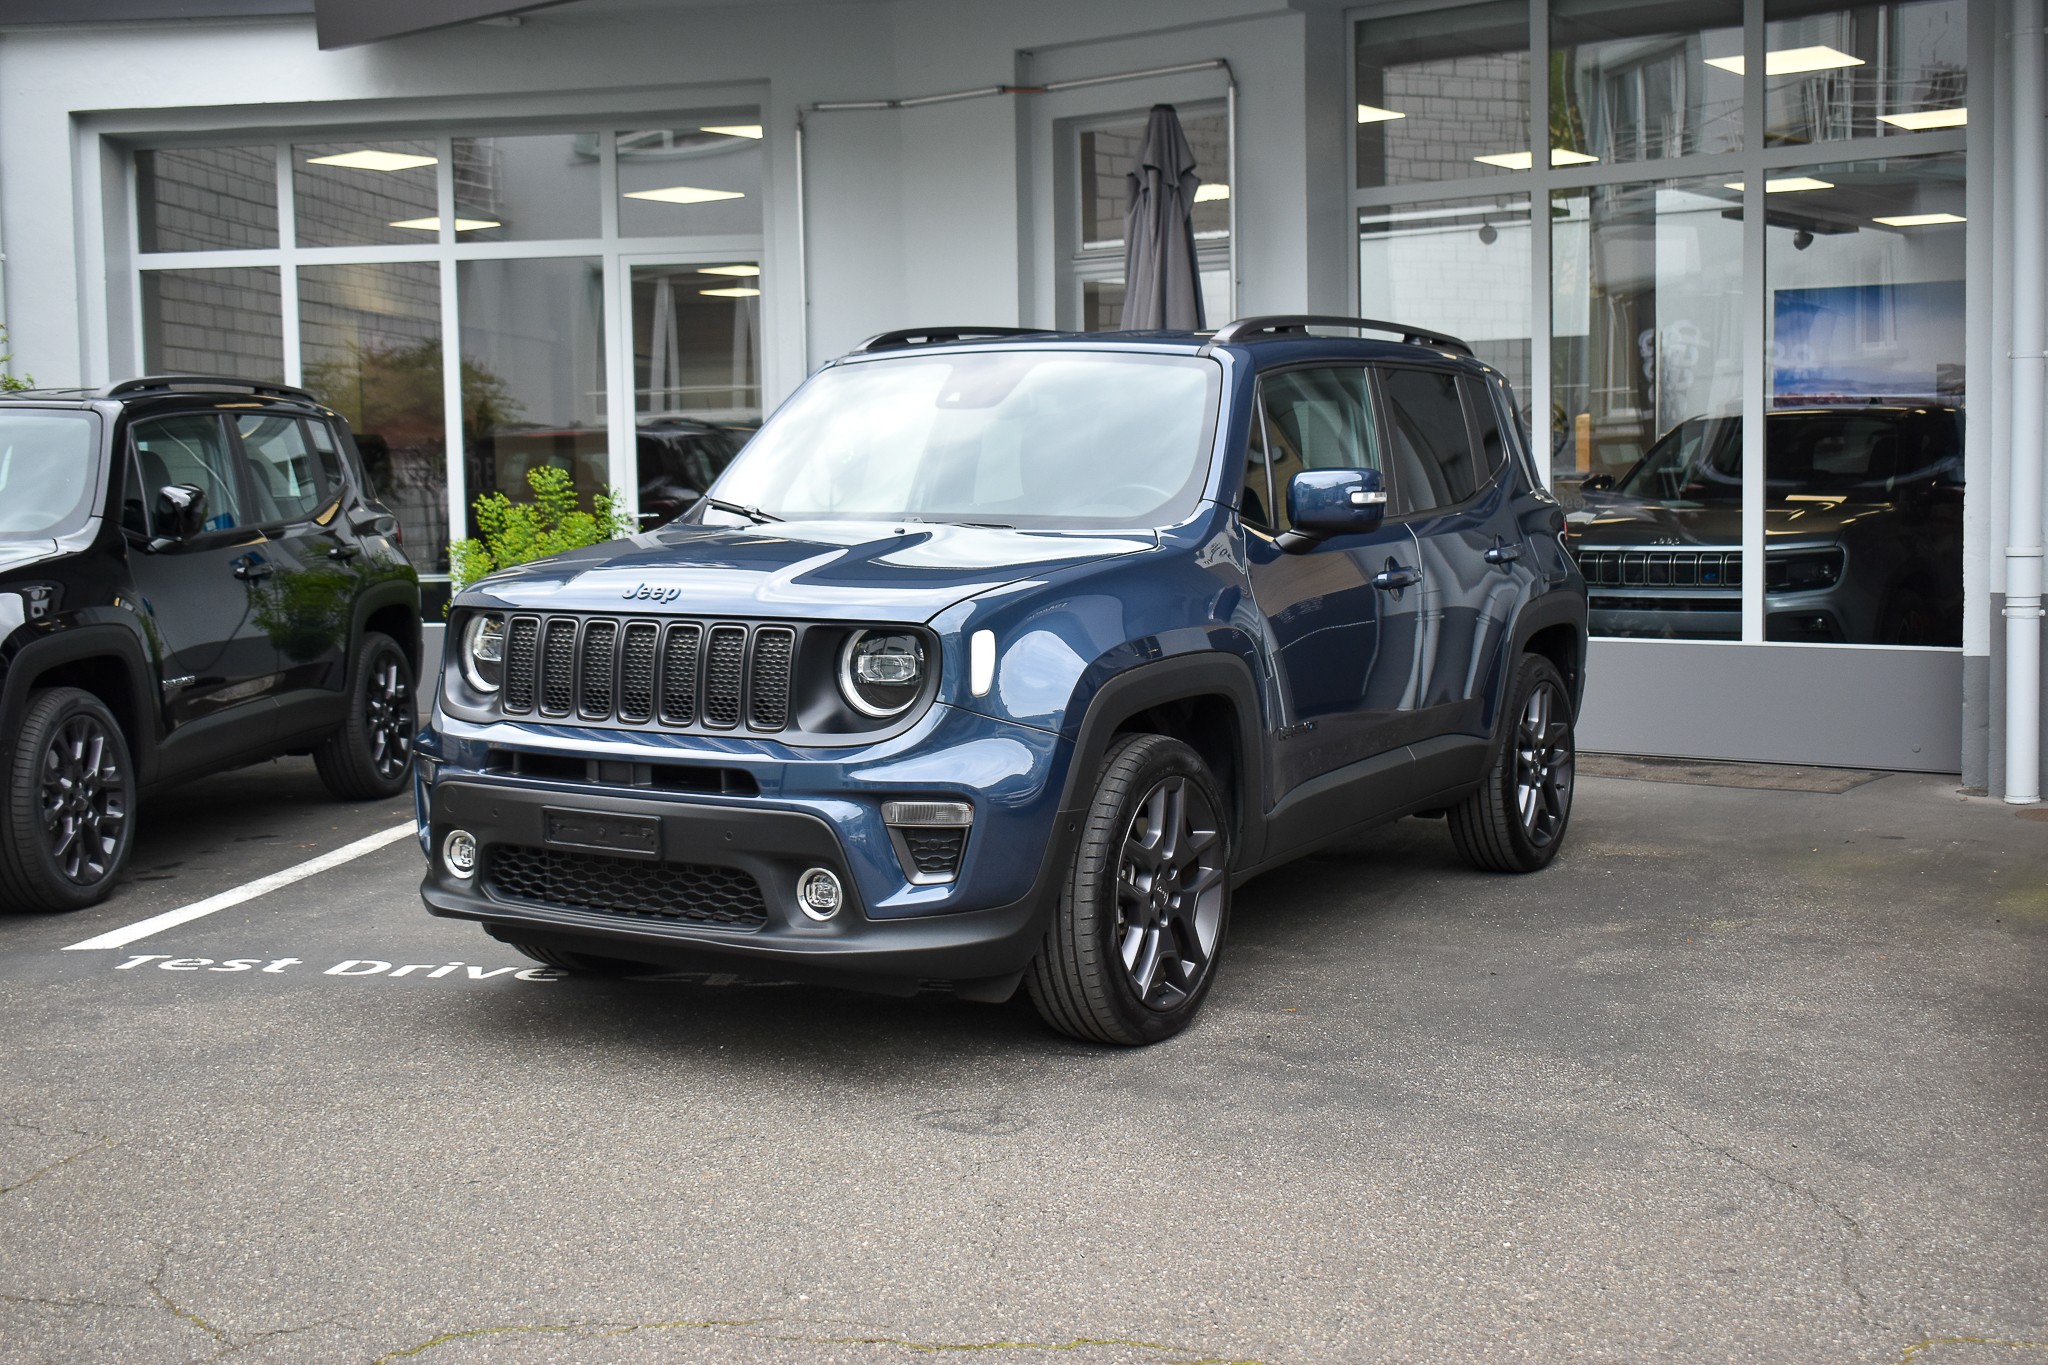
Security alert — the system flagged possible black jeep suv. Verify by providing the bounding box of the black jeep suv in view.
[0,376,420,912]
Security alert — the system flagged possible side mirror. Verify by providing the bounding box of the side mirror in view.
[1284,468,1387,548]
[152,484,208,545]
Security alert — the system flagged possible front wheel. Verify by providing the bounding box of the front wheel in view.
[1448,653,1576,873]
[1026,734,1231,1046]
[0,687,136,913]
[314,631,415,801]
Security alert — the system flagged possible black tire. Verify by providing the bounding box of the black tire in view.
[1448,653,1576,873]
[504,941,647,976]
[314,631,415,801]
[1026,734,1231,1046]
[0,687,136,913]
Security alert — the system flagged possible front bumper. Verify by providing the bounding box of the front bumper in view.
[416,701,1078,992]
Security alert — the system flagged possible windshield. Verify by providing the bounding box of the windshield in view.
[0,410,101,539]
[706,351,1220,527]
[1614,410,1962,506]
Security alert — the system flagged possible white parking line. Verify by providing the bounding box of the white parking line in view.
[62,823,419,952]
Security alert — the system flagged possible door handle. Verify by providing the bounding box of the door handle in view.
[1484,540,1522,565]
[1373,563,1422,591]
[232,558,274,581]
[328,544,361,562]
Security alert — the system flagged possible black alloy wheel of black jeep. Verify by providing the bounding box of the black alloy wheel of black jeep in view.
[0,687,137,913]
[1448,652,1576,874]
[314,632,416,801]
[1027,733,1232,1045]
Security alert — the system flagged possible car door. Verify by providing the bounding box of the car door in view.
[1241,365,1428,820]
[1376,365,1531,741]
[228,410,363,742]
[123,411,280,758]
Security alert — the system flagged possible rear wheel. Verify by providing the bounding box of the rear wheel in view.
[0,688,136,913]
[1448,653,1575,873]
[1026,734,1231,1046]
[314,632,415,800]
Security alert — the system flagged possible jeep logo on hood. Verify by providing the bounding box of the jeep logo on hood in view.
[621,583,685,604]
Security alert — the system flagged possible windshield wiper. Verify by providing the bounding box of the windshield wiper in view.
[698,496,783,524]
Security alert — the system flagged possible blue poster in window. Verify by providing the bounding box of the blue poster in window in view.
[1771,280,1965,406]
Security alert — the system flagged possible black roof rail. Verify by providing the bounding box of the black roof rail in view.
[852,326,1055,354]
[1204,315,1474,356]
[101,375,321,403]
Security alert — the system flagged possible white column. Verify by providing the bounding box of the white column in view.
[2006,0,2046,803]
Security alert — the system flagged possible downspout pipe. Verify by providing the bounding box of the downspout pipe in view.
[2007,0,2045,804]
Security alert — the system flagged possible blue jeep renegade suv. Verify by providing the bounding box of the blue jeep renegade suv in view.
[417,316,1588,1045]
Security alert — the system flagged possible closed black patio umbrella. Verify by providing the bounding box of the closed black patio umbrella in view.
[1119,104,1206,332]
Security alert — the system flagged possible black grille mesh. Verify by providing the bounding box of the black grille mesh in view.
[660,623,701,724]
[904,828,967,878]
[579,621,617,718]
[540,620,578,715]
[749,628,794,731]
[618,624,658,723]
[486,845,767,928]
[704,626,746,728]
[504,619,539,712]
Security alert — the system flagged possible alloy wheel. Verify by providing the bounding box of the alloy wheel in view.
[1514,680,1574,848]
[1112,774,1226,1011]
[365,651,413,782]
[39,714,127,885]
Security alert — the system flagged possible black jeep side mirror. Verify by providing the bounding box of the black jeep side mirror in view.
[152,484,209,545]
[1282,468,1388,551]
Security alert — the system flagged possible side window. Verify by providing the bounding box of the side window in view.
[1241,403,1274,530]
[1255,367,1382,533]
[1380,367,1478,515]
[131,414,243,534]
[236,415,338,523]
[1459,376,1509,485]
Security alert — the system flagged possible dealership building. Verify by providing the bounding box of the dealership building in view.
[0,0,2039,795]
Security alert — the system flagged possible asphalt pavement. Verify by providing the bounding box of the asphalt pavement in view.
[0,754,2042,1364]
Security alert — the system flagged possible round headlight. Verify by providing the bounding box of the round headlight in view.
[461,613,506,693]
[838,629,927,718]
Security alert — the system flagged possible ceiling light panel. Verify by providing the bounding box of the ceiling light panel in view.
[699,264,761,277]
[1723,177,1835,193]
[388,217,500,232]
[1872,212,1965,227]
[701,287,761,297]
[1472,148,1600,170]
[1705,46,1864,76]
[1356,104,1406,123]
[1880,108,1967,130]
[307,149,438,173]
[699,125,764,139]
[623,186,747,204]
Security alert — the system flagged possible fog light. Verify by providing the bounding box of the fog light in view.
[796,867,842,921]
[442,829,478,879]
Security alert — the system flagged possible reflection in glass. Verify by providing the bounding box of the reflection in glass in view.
[451,134,600,243]
[1359,195,1534,414]
[1554,180,1745,640]
[299,263,449,573]
[1078,111,1230,248]
[1553,0,1743,163]
[136,147,278,252]
[141,267,285,382]
[457,257,608,536]
[1763,152,1964,644]
[618,126,764,237]
[630,262,762,529]
[294,140,439,248]
[1763,0,1965,146]
[1354,2,1530,187]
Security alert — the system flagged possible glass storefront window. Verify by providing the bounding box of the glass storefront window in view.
[617,126,764,238]
[294,140,439,248]
[456,257,608,534]
[1359,194,1534,413]
[630,262,762,529]
[136,147,278,253]
[298,263,448,575]
[1763,152,1964,644]
[450,134,601,243]
[1554,179,1745,640]
[1552,0,1744,164]
[141,267,285,382]
[1355,1,1530,188]
[1763,0,1966,146]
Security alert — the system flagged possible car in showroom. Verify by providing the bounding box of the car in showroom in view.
[418,317,1588,1045]
[0,376,420,912]
[1565,404,1965,645]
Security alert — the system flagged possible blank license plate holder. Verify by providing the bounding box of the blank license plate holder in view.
[542,808,661,859]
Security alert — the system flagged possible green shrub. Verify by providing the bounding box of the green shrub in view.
[448,465,630,597]
[0,324,33,392]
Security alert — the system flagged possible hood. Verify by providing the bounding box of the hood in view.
[0,540,63,578]
[1566,495,1888,548]
[462,520,1159,622]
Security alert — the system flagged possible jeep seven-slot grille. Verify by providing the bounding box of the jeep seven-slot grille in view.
[1574,547,1744,590]
[499,614,793,733]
